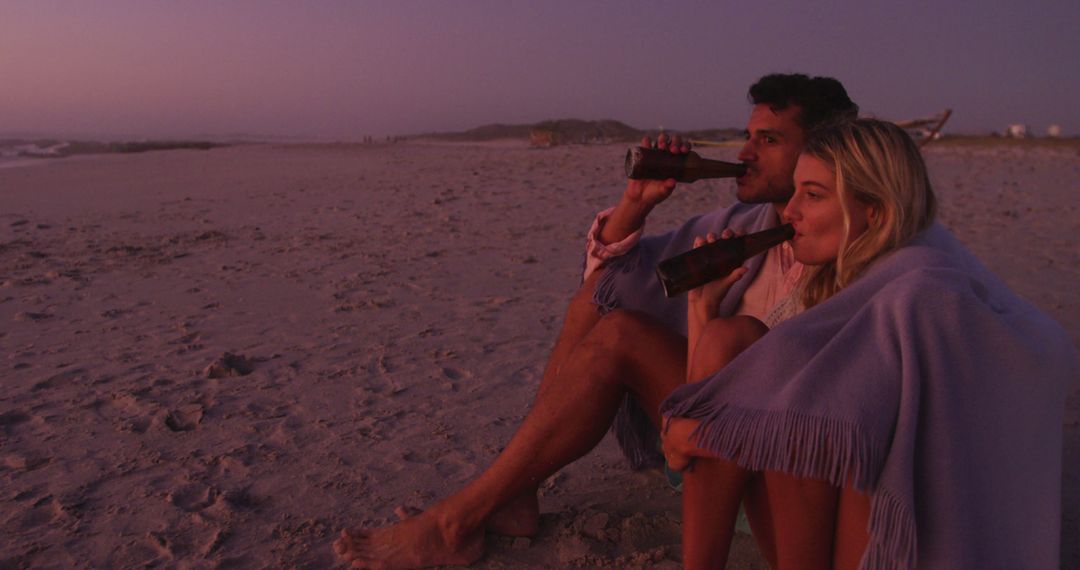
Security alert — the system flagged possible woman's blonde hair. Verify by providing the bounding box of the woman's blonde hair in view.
[798,118,937,308]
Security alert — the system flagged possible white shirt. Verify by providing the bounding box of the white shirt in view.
[584,207,803,324]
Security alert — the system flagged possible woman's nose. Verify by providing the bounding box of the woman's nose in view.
[782,199,800,223]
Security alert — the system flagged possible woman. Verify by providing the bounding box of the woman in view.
[661,119,1073,569]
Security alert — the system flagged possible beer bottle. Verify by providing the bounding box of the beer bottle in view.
[625,146,747,183]
[655,224,795,297]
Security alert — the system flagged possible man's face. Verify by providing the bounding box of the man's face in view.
[735,103,806,204]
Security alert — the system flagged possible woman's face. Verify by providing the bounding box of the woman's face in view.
[784,154,873,265]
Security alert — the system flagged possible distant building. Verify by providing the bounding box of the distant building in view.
[1047,124,1063,138]
[1004,124,1029,138]
[529,128,557,147]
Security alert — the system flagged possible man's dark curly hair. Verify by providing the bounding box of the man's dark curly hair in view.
[748,74,858,130]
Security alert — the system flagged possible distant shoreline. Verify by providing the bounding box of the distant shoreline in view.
[2,123,1077,169]
[0,139,227,159]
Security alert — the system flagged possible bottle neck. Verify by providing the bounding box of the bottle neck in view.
[697,158,747,179]
[742,224,794,258]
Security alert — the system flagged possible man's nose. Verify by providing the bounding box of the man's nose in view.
[737,140,755,163]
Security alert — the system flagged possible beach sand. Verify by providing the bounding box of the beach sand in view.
[2,141,1078,568]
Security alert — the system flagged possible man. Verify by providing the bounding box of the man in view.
[334,73,858,569]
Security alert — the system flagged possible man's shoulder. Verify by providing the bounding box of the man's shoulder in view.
[682,202,776,232]
[637,202,777,253]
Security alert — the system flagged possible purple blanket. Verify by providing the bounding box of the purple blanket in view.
[659,223,1072,568]
[594,206,1074,567]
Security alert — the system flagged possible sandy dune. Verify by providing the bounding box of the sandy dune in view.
[2,141,1077,568]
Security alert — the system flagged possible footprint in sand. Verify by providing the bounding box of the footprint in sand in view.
[32,368,85,391]
[125,531,175,565]
[0,409,38,436]
[91,393,155,433]
[433,452,478,483]
[223,485,265,509]
[163,404,205,432]
[15,496,68,529]
[204,352,254,378]
[169,482,218,512]
[14,311,54,322]
[440,366,469,381]
[3,451,50,471]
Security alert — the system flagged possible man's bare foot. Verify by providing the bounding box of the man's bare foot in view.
[392,492,539,538]
[332,508,484,570]
[486,493,539,537]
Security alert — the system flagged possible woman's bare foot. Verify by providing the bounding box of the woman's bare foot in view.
[333,507,484,570]
[485,492,539,537]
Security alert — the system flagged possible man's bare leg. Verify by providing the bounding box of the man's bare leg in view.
[484,272,608,536]
[381,272,611,538]
[334,304,688,569]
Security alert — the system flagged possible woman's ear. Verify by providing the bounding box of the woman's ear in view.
[865,203,880,225]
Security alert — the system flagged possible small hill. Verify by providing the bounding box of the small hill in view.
[426,119,642,143]
[420,119,742,145]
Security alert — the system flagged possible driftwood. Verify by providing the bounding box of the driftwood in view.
[894,109,953,147]
[687,109,954,149]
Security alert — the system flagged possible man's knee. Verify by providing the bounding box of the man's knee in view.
[587,309,660,351]
[568,310,663,378]
[565,273,604,322]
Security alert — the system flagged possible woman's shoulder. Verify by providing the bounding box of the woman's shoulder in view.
[862,225,1060,332]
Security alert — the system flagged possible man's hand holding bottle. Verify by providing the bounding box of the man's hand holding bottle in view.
[598,133,691,245]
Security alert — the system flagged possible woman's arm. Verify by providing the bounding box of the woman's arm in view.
[661,416,712,470]
[685,231,748,377]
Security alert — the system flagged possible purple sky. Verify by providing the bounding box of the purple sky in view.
[2,1,1078,140]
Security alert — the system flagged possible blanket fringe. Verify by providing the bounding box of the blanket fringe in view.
[611,395,665,470]
[666,402,916,569]
[863,487,917,570]
[591,251,638,315]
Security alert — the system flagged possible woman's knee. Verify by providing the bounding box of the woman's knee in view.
[691,316,768,377]
[701,316,767,355]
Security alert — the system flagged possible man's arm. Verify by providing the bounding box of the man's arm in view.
[582,134,690,282]
[583,207,643,282]
[598,134,689,245]
[597,191,656,245]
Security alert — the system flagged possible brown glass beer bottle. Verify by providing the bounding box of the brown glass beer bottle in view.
[625,146,747,183]
[655,224,795,297]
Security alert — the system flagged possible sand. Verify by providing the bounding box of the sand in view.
[1,141,1078,569]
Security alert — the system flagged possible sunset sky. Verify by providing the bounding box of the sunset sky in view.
[2,1,1078,140]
